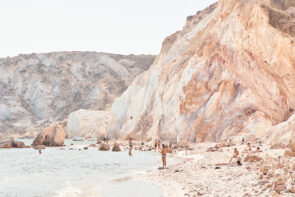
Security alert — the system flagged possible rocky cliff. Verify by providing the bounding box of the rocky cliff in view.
[108,0,295,144]
[0,52,155,135]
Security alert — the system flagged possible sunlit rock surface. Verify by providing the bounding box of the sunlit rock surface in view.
[67,109,111,139]
[108,0,295,143]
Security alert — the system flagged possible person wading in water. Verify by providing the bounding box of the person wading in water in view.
[129,138,133,156]
[161,144,168,168]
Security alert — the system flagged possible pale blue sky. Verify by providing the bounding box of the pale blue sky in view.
[0,0,217,58]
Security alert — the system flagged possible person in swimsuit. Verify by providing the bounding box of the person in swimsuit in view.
[229,148,240,165]
[161,144,168,168]
[129,138,133,156]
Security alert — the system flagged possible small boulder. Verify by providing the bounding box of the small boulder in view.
[289,187,295,193]
[112,144,121,152]
[73,136,84,141]
[284,149,295,157]
[99,143,110,151]
[275,184,287,194]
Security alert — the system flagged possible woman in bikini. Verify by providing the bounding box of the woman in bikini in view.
[229,148,239,165]
[161,144,168,168]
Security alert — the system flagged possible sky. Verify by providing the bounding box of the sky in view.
[0,0,217,58]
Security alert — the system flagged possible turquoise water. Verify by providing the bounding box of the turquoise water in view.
[0,139,172,197]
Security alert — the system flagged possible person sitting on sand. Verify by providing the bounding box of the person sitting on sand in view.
[129,138,133,156]
[154,139,158,152]
[254,147,262,153]
[229,148,239,165]
[212,144,220,152]
[161,144,168,168]
[247,143,252,153]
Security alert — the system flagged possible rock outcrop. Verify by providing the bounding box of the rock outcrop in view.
[99,143,110,151]
[32,122,65,146]
[0,52,155,135]
[108,0,295,143]
[0,138,27,148]
[112,144,121,152]
[67,109,111,139]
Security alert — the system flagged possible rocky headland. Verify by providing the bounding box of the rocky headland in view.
[0,52,155,138]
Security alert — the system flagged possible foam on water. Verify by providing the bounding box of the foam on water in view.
[0,139,174,197]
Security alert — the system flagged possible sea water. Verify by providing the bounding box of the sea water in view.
[0,139,174,197]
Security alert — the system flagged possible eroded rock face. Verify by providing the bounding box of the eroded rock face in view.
[108,0,295,143]
[32,122,65,146]
[0,52,155,135]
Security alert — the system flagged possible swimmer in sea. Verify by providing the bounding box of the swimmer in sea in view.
[129,138,133,156]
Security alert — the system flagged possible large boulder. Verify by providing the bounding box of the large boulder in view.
[32,122,65,146]
[99,143,110,151]
[0,139,27,148]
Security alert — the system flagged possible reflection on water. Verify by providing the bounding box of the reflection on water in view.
[0,139,171,197]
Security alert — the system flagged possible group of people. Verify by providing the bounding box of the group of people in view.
[229,142,263,165]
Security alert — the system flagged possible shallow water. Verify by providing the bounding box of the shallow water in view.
[0,139,174,197]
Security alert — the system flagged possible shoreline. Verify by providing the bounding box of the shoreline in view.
[6,139,295,196]
[135,143,295,197]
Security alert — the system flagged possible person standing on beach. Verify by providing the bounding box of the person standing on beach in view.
[161,144,168,168]
[154,139,158,152]
[157,140,161,150]
[129,138,133,156]
[229,148,239,165]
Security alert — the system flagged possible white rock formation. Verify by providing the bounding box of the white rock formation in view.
[108,0,295,143]
[67,109,111,139]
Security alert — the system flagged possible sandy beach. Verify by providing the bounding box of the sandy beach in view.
[136,143,295,197]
